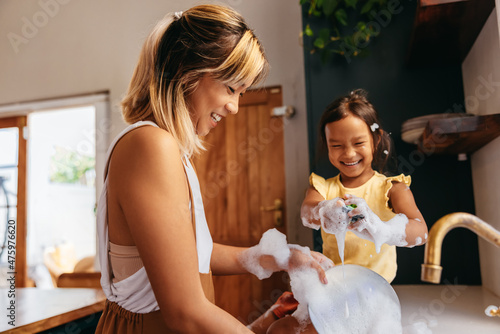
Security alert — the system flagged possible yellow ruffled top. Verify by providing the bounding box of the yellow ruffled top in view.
[310,171,411,282]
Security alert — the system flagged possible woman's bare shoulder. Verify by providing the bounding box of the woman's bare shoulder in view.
[117,125,177,153]
[108,125,185,187]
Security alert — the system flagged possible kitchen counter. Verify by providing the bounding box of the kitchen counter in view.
[0,287,105,333]
[394,285,500,333]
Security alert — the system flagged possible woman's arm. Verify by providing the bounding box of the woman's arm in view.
[388,182,428,247]
[211,243,248,275]
[211,242,332,284]
[109,127,252,333]
[300,186,326,229]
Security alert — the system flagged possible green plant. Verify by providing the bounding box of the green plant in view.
[49,146,95,186]
[300,0,390,62]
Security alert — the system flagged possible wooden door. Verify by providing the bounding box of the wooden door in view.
[194,86,289,324]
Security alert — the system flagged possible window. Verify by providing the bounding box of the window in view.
[0,94,109,287]
[28,106,97,287]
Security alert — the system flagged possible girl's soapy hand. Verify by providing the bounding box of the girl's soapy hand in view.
[344,194,381,240]
[313,197,350,234]
[344,194,409,252]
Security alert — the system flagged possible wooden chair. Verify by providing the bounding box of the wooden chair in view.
[44,246,101,289]
[57,272,102,289]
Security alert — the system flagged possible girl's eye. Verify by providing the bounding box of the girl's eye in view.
[355,142,365,146]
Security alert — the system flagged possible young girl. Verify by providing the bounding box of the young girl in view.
[95,5,331,333]
[265,89,429,334]
[301,89,428,283]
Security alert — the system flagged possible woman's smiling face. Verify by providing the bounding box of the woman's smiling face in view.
[188,74,251,137]
[325,114,375,187]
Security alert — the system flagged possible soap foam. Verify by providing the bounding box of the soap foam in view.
[293,265,403,334]
[244,230,433,334]
[239,228,290,279]
[313,196,409,254]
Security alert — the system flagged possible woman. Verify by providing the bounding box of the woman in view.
[96,5,330,333]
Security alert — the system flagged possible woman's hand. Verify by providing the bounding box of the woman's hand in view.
[284,247,334,284]
[240,229,333,284]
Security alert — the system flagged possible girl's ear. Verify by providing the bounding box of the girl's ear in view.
[376,129,383,145]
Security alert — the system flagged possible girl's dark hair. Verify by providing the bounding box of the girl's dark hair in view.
[318,89,396,175]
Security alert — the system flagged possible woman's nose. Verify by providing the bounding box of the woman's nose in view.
[226,101,239,115]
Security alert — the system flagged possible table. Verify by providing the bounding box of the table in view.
[0,288,105,333]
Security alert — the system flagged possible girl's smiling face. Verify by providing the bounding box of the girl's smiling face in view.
[325,114,375,187]
[188,74,251,137]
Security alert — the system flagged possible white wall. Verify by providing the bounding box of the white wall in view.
[462,3,500,297]
[0,0,313,246]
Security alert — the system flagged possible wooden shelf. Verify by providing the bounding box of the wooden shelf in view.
[418,113,500,154]
[407,0,495,66]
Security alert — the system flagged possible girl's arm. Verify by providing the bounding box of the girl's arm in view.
[300,186,326,229]
[388,181,428,247]
[109,127,252,333]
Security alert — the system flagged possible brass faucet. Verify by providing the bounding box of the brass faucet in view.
[421,212,500,283]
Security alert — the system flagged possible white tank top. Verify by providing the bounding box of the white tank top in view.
[96,121,213,313]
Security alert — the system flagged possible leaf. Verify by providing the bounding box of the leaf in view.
[314,37,325,49]
[305,24,314,36]
[361,0,374,14]
[320,48,331,64]
[344,0,358,10]
[368,23,381,36]
[319,28,330,41]
[316,0,324,8]
[299,0,310,5]
[356,21,366,31]
[334,9,348,26]
[323,0,338,16]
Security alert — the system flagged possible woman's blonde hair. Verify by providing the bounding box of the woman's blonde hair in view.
[121,4,269,157]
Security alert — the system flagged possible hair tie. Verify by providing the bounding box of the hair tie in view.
[173,11,183,20]
[370,123,379,132]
